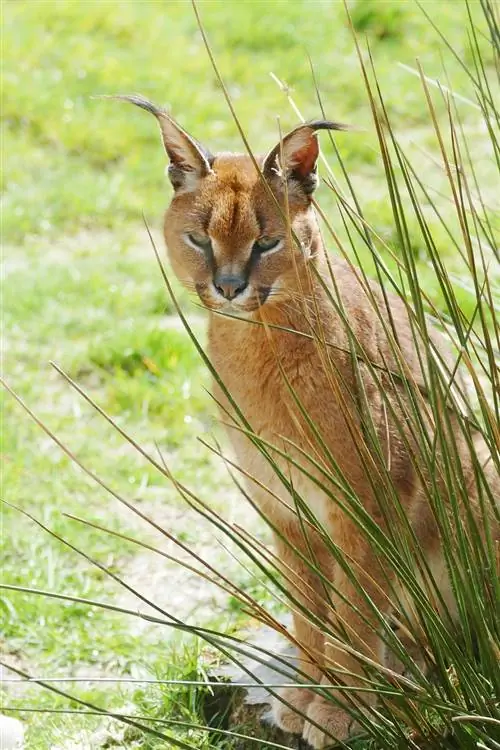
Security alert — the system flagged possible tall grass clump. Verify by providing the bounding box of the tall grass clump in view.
[2,1,499,748]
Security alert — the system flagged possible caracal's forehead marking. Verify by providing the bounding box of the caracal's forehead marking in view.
[211,153,261,187]
[208,187,259,241]
[192,153,266,263]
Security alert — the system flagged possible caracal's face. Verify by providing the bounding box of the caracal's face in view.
[114,95,347,312]
[164,154,315,315]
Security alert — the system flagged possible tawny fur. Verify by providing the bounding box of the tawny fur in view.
[120,96,499,748]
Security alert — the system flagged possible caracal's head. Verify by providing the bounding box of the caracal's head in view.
[119,95,348,315]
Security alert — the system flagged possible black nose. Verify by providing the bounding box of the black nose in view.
[213,273,248,300]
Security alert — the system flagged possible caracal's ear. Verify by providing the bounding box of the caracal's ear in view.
[262,120,350,196]
[109,94,213,192]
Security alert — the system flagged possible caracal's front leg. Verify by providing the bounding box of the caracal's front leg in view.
[302,551,389,749]
[272,534,332,736]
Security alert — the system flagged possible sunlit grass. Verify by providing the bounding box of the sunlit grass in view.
[2,0,499,748]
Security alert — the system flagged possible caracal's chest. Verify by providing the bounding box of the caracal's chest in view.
[207,315,368,526]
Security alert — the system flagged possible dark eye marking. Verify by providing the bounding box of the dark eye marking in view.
[185,232,212,252]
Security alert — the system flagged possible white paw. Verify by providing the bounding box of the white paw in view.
[273,686,316,735]
[302,698,355,748]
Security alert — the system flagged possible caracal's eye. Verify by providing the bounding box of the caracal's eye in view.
[253,236,281,254]
[185,232,212,252]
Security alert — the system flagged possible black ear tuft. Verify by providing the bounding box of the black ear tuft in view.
[102,94,214,192]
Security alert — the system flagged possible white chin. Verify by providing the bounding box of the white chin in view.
[232,309,254,319]
[223,301,253,317]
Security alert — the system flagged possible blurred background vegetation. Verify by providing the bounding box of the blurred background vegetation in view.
[2,1,497,748]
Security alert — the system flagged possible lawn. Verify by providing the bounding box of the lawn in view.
[2,1,498,748]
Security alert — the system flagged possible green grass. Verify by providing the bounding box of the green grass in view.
[3,0,492,243]
[2,0,498,747]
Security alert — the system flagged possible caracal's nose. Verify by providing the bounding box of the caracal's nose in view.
[213,273,248,300]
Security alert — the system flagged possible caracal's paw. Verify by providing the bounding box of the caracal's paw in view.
[273,686,316,736]
[302,698,358,748]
